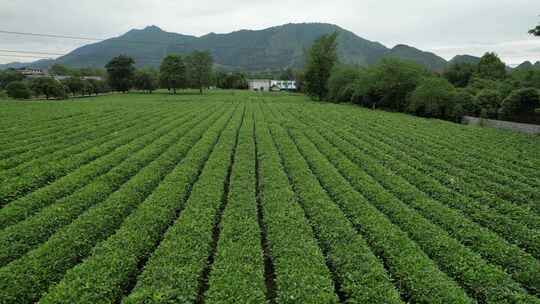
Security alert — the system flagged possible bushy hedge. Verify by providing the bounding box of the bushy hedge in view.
[323,53,540,124]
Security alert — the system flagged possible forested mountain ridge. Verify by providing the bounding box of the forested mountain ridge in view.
[2,23,464,71]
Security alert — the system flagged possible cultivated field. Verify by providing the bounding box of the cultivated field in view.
[0,91,539,304]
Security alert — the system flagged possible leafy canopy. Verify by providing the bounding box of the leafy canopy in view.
[159,54,186,94]
[105,55,136,93]
[304,32,339,100]
[186,51,213,95]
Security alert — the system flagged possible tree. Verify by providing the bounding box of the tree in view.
[452,89,477,119]
[475,89,503,118]
[49,64,71,76]
[477,52,506,80]
[349,69,378,107]
[500,88,540,119]
[371,58,428,111]
[215,72,248,90]
[86,79,110,95]
[105,55,135,93]
[5,81,31,99]
[62,77,84,96]
[134,69,159,93]
[186,51,213,94]
[443,62,476,87]
[304,32,339,100]
[159,54,186,94]
[326,65,364,103]
[407,77,456,119]
[0,70,24,90]
[30,77,66,99]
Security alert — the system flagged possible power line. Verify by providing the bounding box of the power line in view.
[0,54,54,59]
[0,29,272,50]
[0,29,190,47]
[0,30,103,41]
[0,49,67,56]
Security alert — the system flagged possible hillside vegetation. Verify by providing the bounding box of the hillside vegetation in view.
[0,91,538,303]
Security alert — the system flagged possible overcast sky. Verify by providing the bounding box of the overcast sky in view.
[1,0,539,65]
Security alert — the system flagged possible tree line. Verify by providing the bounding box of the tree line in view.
[0,50,215,100]
[303,33,540,125]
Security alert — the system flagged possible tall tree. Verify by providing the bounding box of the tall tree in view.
[443,62,476,87]
[159,54,186,94]
[304,32,339,100]
[134,69,159,93]
[476,52,506,80]
[105,55,135,93]
[186,51,213,94]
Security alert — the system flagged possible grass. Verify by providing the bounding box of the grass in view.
[0,90,539,304]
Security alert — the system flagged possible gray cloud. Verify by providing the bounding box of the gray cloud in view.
[1,0,539,65]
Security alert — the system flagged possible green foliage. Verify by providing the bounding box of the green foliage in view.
[0,70,24,89]
[371,58,429,111]
[500,88,540,119]
[49,64,70,76]
[476,52,506,80]
[452,89,477,119]
[29,77,67,99]
[443,62,476,87]
[134,69,159,93]
[0,92,539,304]
[159,54,186,94]
[304,32,339,100]
[105,55,136,93]
[5,81,31,99]
[186,51,214,94]
[408,77,456,119]
[215,71,248,89]
[326,65,364,102]
[510,69,540,89]
[62,77,84,95]
[475,89,503,118]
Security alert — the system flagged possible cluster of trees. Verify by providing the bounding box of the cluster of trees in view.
[105,51,214,94]
[0,50,215,100]
[214,71,248,89]
[304,33,540,124]
[2,74,110,100]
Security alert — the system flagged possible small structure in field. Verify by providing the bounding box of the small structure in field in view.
[248,79,296,92]
[16,67,47,77]
[271,80,297,91]
[248,79,271,92]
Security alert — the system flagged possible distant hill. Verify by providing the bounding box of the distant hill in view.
[382,44,447,71]
[448,55,481,65]
[0,23,467,72]
[514,60,540,70]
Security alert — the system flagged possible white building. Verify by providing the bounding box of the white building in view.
[248,79,271,92]
[15,67,47,77]
[248,79,296,92]
[270,80,296,91]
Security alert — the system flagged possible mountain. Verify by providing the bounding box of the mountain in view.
[514,60,540,70]
[1,23,454,72]
[0,58,55,70]
[448,55,481,65]
[53,23,391,71]
[381,44,447,71]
